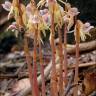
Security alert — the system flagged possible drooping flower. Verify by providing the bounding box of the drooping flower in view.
[26,1,49,43]
[39,9,51,25]
[2,1,14,19]
[2,1,12,11]
[40,9,48,15]
[67,7,80,17]
[38,0,65,29]
[7,22,19,37]
[75,20,94,41]
[63,6,80,31]
[7,22,17,31]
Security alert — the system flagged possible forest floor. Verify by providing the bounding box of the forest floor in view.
[0,42,96,96]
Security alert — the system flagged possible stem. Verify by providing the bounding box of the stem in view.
[14,0,24,27]
[39,32,46,96]
[50,6,58,96]
[16,0,33,95]
[24,37,33,96]
[58,27,64,96]
[73,20,80,96]
[33,28,39,96]
[63,23,68,86]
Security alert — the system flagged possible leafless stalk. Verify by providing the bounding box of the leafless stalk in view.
[32,27,40,96]
[63,23,68,86]
[39,31,46,96]
[50,6,58,96]
[24,37,34,95]
[58,26,64,96]
[73,20,80,96]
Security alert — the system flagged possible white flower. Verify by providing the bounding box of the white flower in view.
[76,20,94,41]
[7,22,17,31]
[40,9,48,15]
[83,22,94,32]
[29,15,40,24]
[2,1,12,11]
[68,7,80,16]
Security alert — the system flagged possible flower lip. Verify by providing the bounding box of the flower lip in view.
[83,22,94,32]
[83,26,94,33]
[7,22,18,31]
[84,22,91,28]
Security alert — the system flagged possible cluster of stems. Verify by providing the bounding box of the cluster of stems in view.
[5,0,82,96]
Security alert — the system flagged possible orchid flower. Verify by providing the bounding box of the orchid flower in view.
[7,22,17,31]
[63,5,80,31]
[7,0,20,20]
[2,1,13,19]
[26,2,49,43]
[75,20,94,41]
[7,22,19,37]
[38,0,65,29]
[26,14,49,43]
[39,9,51,25]
[2,1,11,11]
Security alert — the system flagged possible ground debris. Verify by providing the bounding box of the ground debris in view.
[0,49,96,96]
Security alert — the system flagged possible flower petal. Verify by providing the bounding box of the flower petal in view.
[2,1,12,11]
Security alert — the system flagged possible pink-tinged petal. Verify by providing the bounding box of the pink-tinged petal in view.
[42,13,51,25]
[63,15,69,22]
[26,4,32,17]
[2,1,12,11]
[40,9,48,15]
[83,26,94,33]
[7,22,17,31]
[83,22,94,32]
[29,15,40,24]
[84,22,90,28]
[68,7,80,16]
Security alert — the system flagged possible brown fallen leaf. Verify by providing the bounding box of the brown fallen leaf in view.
[83,66,96,95]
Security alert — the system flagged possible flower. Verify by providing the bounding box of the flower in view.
[40,9,51,25]
[38,0,65,28]
[67,7,80,17]
[7,22,17,31]
[40,9,48,15]
[2,1,11,11]
[26,4,32,17]
[63,7,80,31]
[75,20,94,41]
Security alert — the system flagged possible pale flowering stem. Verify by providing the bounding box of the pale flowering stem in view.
[33,27,40,96]
[15,0,34,96]
[24,36,34,96]
[73,20,80,96]
[58,26,64,96]
[38,32,46,96]
[50,6,58,96]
